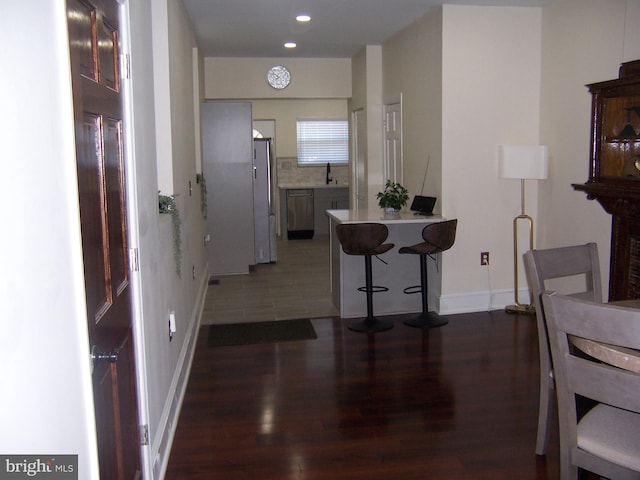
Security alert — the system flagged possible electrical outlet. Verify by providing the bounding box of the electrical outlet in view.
[169,311,176,341]
[481,252,490,266]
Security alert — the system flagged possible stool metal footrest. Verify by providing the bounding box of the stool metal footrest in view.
[403,285,421,295]
[403,311,448,329]
[357,285,389,293]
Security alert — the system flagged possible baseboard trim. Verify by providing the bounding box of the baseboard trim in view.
[152,267,208,480]
[438,288,531,315]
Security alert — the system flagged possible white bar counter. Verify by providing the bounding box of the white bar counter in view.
[327,209,446,318]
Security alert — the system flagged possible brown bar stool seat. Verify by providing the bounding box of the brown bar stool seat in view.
[399,219,457,328]
[335,223,395,333]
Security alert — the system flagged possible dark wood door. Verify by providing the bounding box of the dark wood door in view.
[67,0,141,478]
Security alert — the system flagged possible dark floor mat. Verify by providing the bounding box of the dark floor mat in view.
[207,319,317,347]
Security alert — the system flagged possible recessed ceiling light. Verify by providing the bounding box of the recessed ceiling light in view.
[296,14,311,22]
[284,42,297,49]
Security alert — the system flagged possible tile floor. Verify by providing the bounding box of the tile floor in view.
[201,237,338,324]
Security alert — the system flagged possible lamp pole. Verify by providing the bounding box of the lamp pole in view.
[505,178,535,314]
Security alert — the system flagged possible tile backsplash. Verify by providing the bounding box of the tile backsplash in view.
[276,157,349,186]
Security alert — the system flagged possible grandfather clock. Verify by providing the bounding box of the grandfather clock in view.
[574,60,640,301]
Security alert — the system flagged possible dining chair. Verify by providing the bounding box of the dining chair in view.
[523,243,602,456]
[541,292,640,480]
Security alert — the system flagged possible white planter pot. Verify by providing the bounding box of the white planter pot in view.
[383,207,400,216]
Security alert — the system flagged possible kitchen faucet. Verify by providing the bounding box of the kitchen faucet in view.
[326,162,332,184]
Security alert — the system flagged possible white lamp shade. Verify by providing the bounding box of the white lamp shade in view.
[499,145,549,180]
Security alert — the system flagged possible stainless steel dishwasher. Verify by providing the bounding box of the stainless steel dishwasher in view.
[286,189,314,239]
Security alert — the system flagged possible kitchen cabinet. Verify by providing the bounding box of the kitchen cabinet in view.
[314,187,349,237]
[573,59,640,300]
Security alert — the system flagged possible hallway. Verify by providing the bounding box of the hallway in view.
[202,237,338,325]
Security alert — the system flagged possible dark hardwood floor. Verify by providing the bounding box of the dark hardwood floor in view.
[165,311,562,479]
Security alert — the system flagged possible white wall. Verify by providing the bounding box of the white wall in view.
[146,0,208,477]
[349,47,369,207]
[151,0,173,194]
[441,5,543,312]
[383,9,443,206]
[204,57,351,99]
[350,45,384,207]
[364,47,385,206]
[538,0,640,299]
[1,1,100,477]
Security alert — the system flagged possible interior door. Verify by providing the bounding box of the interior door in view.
[384,102,403,183]
[253,138,273,263]
[67,0,141,478]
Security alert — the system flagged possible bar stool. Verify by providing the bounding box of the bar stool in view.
[399,219,457,328]
[335,223,395,333]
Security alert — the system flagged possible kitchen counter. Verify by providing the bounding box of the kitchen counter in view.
[278,183,347,190]
[328,208,446,318]
[327,208,442,224]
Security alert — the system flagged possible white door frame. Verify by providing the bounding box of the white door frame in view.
[351,108,366,210]
[120,2,152,478]
[383,95,403,184]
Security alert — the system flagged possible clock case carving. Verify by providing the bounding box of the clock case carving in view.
[574,59,640,301]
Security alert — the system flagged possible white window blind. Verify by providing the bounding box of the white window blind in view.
[296,119,348,165]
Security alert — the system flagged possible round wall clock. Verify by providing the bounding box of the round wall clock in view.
[267,65,291,89]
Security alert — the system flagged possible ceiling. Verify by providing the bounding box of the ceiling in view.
[182,0,553,58]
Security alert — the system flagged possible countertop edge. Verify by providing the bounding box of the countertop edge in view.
[326,209,444,224]
[278,184,349,190]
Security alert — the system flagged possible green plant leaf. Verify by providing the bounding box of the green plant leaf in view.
[377,180,409,210]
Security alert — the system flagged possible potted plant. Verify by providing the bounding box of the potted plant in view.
[159,192,182,277]
[377,180,409,215]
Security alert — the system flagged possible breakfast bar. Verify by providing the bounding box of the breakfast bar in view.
[327,209,446,319]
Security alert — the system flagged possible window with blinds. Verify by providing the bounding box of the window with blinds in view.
[296,119,349,166]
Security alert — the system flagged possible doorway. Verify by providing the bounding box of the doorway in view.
[352,108,366,210]
[253,119,276,143]
[202,237,337,323]
[384,100,403,184]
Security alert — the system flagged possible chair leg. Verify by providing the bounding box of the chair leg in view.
[365,253,374,319]
[535,372,554,455]
[348,255,394,333]
[403,253,448,328]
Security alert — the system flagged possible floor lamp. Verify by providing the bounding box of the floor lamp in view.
[499,145,549,314]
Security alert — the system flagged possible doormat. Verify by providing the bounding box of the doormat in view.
[207,319,317,347]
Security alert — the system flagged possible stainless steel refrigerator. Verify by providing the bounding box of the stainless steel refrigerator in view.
[253,138,277,263]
